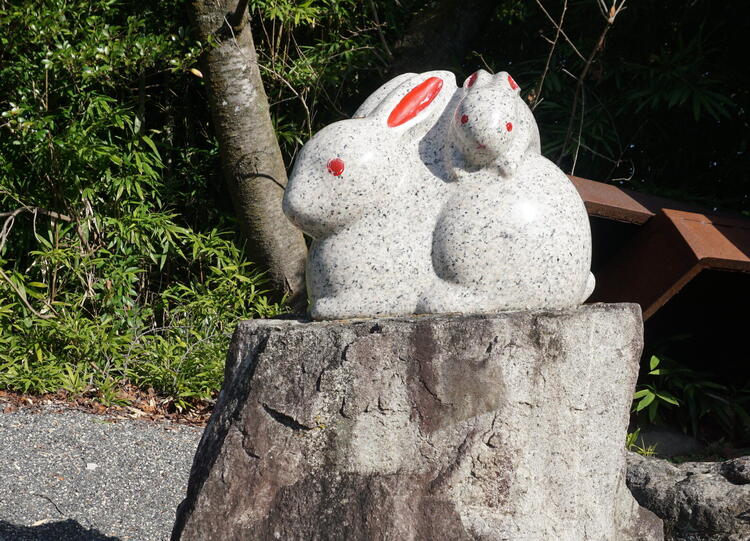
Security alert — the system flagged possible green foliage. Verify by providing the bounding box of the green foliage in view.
[633,355,750,445]
[623,29,735,123]
[484,2,747,210]
[0,0,283,410]
[249,0,409,155]
[625,429,657,457]
[632,355,681,424]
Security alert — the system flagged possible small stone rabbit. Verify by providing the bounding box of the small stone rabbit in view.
[283,69,594,320]
[428,70,595,312]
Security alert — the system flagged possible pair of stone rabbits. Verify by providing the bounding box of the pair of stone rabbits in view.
[283,69,594,320]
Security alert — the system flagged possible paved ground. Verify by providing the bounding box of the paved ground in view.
[0,407,203,541]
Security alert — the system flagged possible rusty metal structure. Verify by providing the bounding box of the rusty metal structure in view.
[569,175,750,320]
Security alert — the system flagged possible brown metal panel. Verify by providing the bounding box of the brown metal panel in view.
[566,175,750,319]
[589,213,702,320]
[568,175,655,224]
[663,209,750,268]
[591,208,750,319]
[568,175,747,226]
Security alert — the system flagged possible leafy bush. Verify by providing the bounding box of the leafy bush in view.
[633,355,750,446]
[248,0,402,157]
[633,355,681,424]
[0,0,284,410]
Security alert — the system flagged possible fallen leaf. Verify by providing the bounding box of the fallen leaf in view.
[127,406,146,417]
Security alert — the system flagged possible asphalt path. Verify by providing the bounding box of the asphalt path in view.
[0,407,203,540]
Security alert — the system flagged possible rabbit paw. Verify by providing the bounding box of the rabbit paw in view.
[581,272,596,303]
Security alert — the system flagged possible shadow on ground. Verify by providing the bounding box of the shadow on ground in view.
[0,519,120,541]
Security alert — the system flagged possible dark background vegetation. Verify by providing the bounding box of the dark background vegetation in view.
[1,0,748,446]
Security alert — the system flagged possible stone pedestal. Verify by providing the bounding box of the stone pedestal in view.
[172,304,663,540]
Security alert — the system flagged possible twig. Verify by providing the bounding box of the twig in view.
[532,0,568,109]
[369,0,394,61]
[570,85,585,174]
[0,210,21,254]
[611,169,635,182]
[604,123,647,181]
[540,33,555,46]
[257,63,313,138]
[598,0,628,22]
[0,268,57,319]
[560,68,577,80]
[33,493,65,516]
[577,142,624,164]
[534,0,585,62]
[0,206,72,254]
[557,0,627,166]
[223,15,314,138]
[0,206,72,221]
[473,52,494,73]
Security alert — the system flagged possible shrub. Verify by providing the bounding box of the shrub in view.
[0,0,284,410]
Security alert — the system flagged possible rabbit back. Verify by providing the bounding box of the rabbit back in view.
[432,155,592,311]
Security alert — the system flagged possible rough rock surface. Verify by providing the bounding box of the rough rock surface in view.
[626,452,750,540]
[173,304,662,540]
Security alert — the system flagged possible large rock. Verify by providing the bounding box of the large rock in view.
[172,304,662,540]
[627,452,750,540]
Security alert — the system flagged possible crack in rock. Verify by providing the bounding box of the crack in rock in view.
[262,404,313,431]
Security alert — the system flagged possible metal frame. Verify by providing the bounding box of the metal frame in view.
[568,176,750,320]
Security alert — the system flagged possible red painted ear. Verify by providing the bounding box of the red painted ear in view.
[465,71,479,88]
[387,77,444,128]
[507,75,519,91]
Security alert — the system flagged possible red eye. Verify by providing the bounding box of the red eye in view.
[461,114,469,124]
[327,158,345,176]
[465,72,478,88]
[507,75,519,90]
[506,122,513,132]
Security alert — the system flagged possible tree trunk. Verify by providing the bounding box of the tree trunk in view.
[190,0,307,309]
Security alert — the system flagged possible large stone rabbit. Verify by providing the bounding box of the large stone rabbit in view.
[282,69,594,320]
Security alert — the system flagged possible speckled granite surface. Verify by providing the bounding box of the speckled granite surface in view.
[283,69,594,320]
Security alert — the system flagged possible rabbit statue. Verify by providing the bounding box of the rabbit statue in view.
[283,68,595,320]
[428,69,595,313]
[282,71,460,320]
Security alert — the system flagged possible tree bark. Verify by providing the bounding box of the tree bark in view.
[190,0,307,309]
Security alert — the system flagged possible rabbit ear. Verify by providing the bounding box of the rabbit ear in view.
[387,76,444,127]
[506,73,520,93]
[353,73,416,118]
[371,71,456,136]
